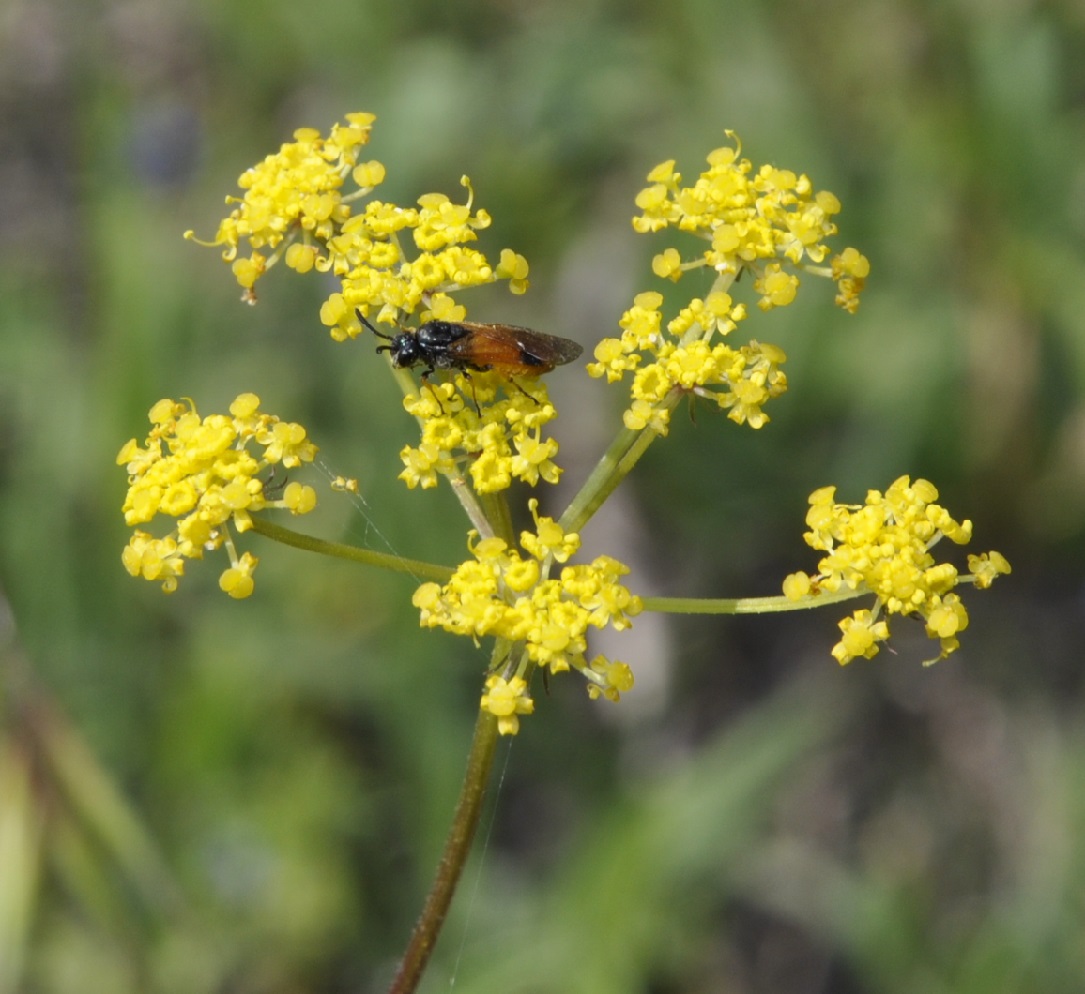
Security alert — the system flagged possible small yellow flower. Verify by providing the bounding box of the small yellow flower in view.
[257,420,319,468]
[220,551,259,600]
[968,551,1012,589]
[652,247,684,281]
[121,531,185,593]
[586,656,635,701]
[283,481,318,514]
[495,248,530,294]
[520,499,580,563]
[782,571,812,600]
[832,610,890,665]
[753,263,799,310]
[480,675,535,736]
[832,247,871,314]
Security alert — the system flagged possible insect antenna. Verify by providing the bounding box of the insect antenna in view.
[356,309,395,344]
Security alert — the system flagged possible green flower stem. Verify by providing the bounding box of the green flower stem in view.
[560,391,681,534]
[448,474,496,539]
[388,706,500,994]
[249,518,453,583]
[562,272,741,535]
[641,587,865,614]
[478,490,515,545]
[383,360,497,539]
[560,423,639,533]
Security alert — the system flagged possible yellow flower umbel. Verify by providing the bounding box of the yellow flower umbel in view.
[188,112,561,497]
[589,133,869,434]
[117,394,318,598]
[411,501,641,732]
[186,110,528,344]
[396,373,564,493]
[185,113,379,297]
[782,476,1011,664]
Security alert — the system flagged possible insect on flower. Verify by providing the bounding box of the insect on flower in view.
[358,312,583,398]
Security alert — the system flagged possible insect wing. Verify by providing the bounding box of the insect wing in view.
[447,324,528,371]
[457,323,583,374]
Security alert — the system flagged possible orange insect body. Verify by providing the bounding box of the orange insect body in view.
[444,322,583,377]
[360,314,583,381]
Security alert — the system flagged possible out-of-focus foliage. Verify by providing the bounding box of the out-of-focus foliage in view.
[2,1,1084,992]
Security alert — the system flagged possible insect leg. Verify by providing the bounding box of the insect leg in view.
[462,370,482,416]
[417,366,450,414]
[508,378,543,406]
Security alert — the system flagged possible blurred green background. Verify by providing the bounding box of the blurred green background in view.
[2,1,1084,992]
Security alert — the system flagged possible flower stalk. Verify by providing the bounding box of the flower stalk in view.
[642,588,862,615]
[248,518,453,583]
[387,707,499,994]
[560,388,683,534]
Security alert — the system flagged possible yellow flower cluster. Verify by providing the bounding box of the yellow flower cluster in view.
[396,373,564,493]
[589,289,786,432]
[187,113,376,293]
[411,502,641,732]
[187,111,529,337]
[782,476,1011,664]
[117,394,318,598]
[589,134,869,434]
[188,112,550,494]
[632,135,868,306]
